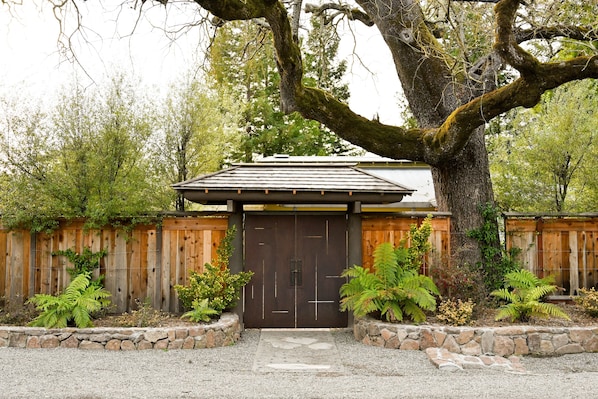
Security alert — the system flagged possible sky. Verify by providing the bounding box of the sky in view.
[0,1,403,125]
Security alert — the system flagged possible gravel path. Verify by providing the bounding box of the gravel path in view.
[1,329,598,399]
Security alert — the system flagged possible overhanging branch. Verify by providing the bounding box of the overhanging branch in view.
[304,2,374,26]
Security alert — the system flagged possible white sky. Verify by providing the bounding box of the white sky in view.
[0,1,403,124]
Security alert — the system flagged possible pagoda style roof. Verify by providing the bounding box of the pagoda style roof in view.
[172,163,414,205]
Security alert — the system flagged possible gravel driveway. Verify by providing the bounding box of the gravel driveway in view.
[1,329,597,399]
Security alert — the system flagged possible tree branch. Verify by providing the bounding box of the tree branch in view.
[515,25,598,43]
[304,2,374,27]
[494,0,540,76]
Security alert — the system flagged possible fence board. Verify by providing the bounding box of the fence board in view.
[0,229,7,299]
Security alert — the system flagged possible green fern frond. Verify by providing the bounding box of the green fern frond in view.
[402,301,427,324]
[503,269,541,289]
[532,303,571,320]
[495,305,521,322]
[381,302,404,322]
[523,284,558,302]
[491,288,517,302]
[72,306,93,328]
[373,243,398,287]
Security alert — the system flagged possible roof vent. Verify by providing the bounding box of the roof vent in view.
[273,154,290,159]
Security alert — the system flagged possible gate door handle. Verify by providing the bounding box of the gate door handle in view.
[290,259,302,286]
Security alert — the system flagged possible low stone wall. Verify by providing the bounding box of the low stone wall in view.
[354,317,598,357]
[0,313,241,350]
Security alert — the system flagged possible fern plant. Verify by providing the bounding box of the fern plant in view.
[181,299,219,323]
[28,273,112,328]
[491,269,570,322]
[340,218,439,323]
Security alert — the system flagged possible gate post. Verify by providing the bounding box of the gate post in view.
[347,202,363,327]
[227,200,244,326]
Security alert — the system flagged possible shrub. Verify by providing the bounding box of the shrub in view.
[575,288,598,317]
[110,298,166,327]
[28,272,112,328]
[436,298,475,326]
[491,269,569,322]
[429,259,486,304]
[175,226,253,314]
[340,217,439,323]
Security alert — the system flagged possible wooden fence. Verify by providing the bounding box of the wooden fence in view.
[6,214,596,313]
[505,215,598,295]
[0,217,228,313]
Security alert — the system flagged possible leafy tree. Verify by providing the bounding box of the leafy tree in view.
[209,19,358,161]
[0,75,160,231]
[7,0,598,268]
[489,80,598,213]
[151,75,237,211]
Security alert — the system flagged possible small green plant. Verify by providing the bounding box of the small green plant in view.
[175,226,253,314]
[181,299,219,323]
[53,247,107,283]
[340,217,439,323]
[467,203,521,293]
[28,272,112,328]
[575,288,598,317]
[491,269,570,322]
[436,298,475,326]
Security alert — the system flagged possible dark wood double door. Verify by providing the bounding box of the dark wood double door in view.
[244,214,348,328]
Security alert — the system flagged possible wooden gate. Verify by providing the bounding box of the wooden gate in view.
[243,214,348,328]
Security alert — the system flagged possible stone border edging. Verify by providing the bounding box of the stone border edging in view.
[354,317,598,357]
[0,313,240,350]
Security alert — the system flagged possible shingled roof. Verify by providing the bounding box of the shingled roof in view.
[172,163,413,205]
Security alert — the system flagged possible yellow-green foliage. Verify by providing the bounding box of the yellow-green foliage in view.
[175,227,253,314]
[436,298,475,326]
[575,288,598,317]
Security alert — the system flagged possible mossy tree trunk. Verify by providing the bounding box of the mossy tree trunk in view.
[192,0,598,265]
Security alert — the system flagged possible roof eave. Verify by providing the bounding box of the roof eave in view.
[178,189,410,205]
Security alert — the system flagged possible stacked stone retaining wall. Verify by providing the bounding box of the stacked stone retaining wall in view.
[355,317,598,357]
[0,313,240,350]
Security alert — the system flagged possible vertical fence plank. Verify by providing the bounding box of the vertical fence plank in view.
[8,231,24,309]
[161,228,171,312]
[0,229,7,299]
[569,233,579,294]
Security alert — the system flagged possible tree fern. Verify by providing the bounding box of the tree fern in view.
[491,269,569,322]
